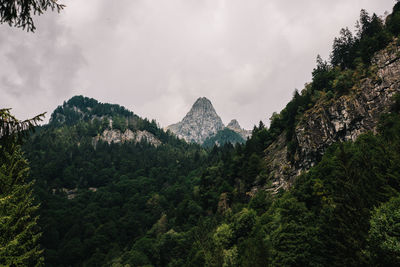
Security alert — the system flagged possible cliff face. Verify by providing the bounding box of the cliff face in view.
[227,119,252,140]
[167,97,225,144]
[167,98,251,144]
[93,129,161,147]
[266,40,400,191]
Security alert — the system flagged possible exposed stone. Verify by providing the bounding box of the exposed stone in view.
[227,119,252,139]
[266,40,400,190]
[62,188,78,200]
[167,97,225,143]
[93,129,161,147]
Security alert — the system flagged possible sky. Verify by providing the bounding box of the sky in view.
[0,0,396,129]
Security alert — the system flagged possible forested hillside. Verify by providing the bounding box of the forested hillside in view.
[14,2,400,266]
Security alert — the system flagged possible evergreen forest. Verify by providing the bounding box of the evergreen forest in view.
[2,2,400,267]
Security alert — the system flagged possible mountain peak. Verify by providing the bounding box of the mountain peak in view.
[227,119,241,130]
[227,119,252,140]
[192,97,212,107]
[188,97,217,116]
[167,97,224,143]
[49,95,135,126]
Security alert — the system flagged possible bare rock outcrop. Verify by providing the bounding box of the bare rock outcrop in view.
[266,40,400,190]
[167,97,225,143]
[93,129,161,147]
[227,119,252,140]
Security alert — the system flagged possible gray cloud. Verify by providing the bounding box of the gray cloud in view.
[0,0,395,128]
[0,11,85,120]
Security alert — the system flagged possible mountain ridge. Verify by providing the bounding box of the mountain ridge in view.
[167,97,250,145]
[265,38,400,192]
[18,3,400,266]
[166,97,224,144]
[227,119,251,140]
[46,95,175,148]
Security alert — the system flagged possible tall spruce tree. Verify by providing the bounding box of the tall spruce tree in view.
[0,109,44,266]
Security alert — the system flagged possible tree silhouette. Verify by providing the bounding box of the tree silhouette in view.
[0,0,64,32]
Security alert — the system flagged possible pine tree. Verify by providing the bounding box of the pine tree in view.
[0,0,64,32]
[0,109,44,266]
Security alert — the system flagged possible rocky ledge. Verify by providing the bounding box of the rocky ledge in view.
[93,129,161,147]
[227,119,252,140]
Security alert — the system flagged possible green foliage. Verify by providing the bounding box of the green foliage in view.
[268,194,320,266]
[13,3,400,266]
[232,208,256,240]
[0,144,43,266]
[222,245,238,267]
[331,10,391,69]
[290,116,400,266]
[49,95,136,127]
[0,109,44,266]
[22,97,212,266]
[331,68,355,95]
[386,2,400,36]
[311,55,336,92]
[0,0,64,32]
[202,128,245,148]
[0,108,45,147]
[264,4,400,163]
[331,27,356,69]
[214,224,234,248]
[193,108,400,266]
[368,195,400,266]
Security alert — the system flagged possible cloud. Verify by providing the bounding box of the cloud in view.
[0,11,85,121]
[0,0,395,128]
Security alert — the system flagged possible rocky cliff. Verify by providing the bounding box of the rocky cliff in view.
[266,40,400,191]
[167,97,251,144]
[227,119,252,140]
[49,95,164,148]
[167,97,225,143]
[93,129,161,147]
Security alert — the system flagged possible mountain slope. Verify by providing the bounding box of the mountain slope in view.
[167,97,251,145]
[167,97,225,143]
[50,95,136,126]
[226,119,251,140]
[202,128,245,148]
[18,3,400,266]
[48,95,168,147]
[266,39,400,191]
[23,96,208,266]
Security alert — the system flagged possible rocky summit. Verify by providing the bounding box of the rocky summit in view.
[167,97,225,144]
[227,119,252,140]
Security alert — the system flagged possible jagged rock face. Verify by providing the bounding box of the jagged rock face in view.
[227,119,241,130]
[93,129,161,147]
[266,40,400,190]
[167,97,225,143]
[227,119,252,139]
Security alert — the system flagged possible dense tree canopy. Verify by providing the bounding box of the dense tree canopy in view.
[5,2,400,266]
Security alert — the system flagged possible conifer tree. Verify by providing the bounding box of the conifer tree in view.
[0,0,64,32]
[0,109,44,266]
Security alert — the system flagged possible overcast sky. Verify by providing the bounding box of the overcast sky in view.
[0,0,395,129]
